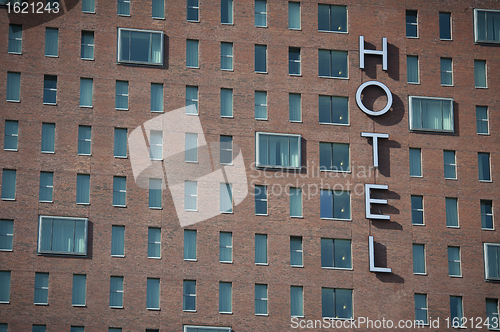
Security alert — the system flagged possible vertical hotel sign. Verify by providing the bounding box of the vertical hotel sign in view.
[357,36,394,273]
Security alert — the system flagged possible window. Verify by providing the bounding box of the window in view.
[219,135,233,165]
[319,95,348,125]
[186,39,199,68]
[220,88,233,117]
[255,185,267,215]
[409,148,422,176]
[476,106,489,135]
[290,236,303,267]
[148,227,161,258]
[151,83,163,112]
[149,130,163,160]
[440,58,453,86]
[486,299,500,330]
[220,183,233,213]
[481,200,494,230]
[183,280,196,311]
[38,216,88,255]
[117,0,129,15]
[318,4,347,32]
[221,42,233,70]
[444,150,456,179]
[0,271,10,303]
[111,225,125,256]
[448,246,461,277]
[255,0,266,27]
[72,274,86,306]
[184,181,197,211]
[219,232,232,263]
[4,120,18,151]
[288,48,301,76]
[320,190,351,220]
[32,326,46,332]
[446,198,458,227]
[318,50,348,78]
[485,243,500,280]
[475,60,487,88]
[1,169,16,200]
[439,12,451,40]
[321,238,352,269]
[289,93,301,122]
[8,24,22,54]
[478,152,491,181]
[0,324,6,332]
[109,329,122,332]
[146,278,160,309]
[34,273,49,305]
[255,284,268,315]
[290,286,303,317]
[255,91,267,120]
[40,123,55,153]
[221,0,233,24]
[78,125,91,155]
[117,28,164,66]
[187,0,199,21]
[149,179,162,209]
[113,176,126,206]
[290,187,302,217]
[411,195,424,225]
[82,0,94,12]
[43,75,57,105]
[255,45,267,73]
[45,28,58,57]
[71,327,84,332]
[115,81,129,110]
[183,327,231,332]
[6,72,21,102]
[320,142,349,172]
[322,288,353,319]
[109,276,123,308]
[0,219,14,251]
[39,172,53,203]
[76,174,90,204]
[186,86,199,115]
[152,0,164,19]
[255,234,267,265]
[219,282,232,313]
[406,10,418,37]
[256,132,301,168]
[81,31,94,60]
[407,55,419,84]
[80,78,93,107]
[289,2,300,29]
[414,294,428,325]
[474,9,500,43]
[184,229,197,260]
[413,244,426,274]
[450,296,464,327]
[409,96,454,132]
[185,133,197,162]
[114,128,127,158]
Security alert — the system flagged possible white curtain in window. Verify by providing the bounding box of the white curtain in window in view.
[184,133,198,162]
[220,183,233,213]
[289,93,301,121]
[486,12,500,41]
[255,284,267,314]
[442,100,452,130]
[255,91,267,119]
[41,123,55,153]
[414,294,427,322]
[184,181,197,210]
[413,244,425,274]
[186,40,199,67]
[80,78,93,107]
[76,174,90,204]
[152,0,164,18]
[448,247,460,276]
[184,230,197,260]
[72,275,86,305]
[445,198,458,227]
[149,131,163,160]
[113,177,126,206]
[109,276,123,307]
[219,282,232,312]
[269,135,288,166]
[255,234,267,264]
[82,0,95,12]
[221,89,233,117]
[6,72,20,102]
[34,273,49,304]
[421,99,442,130]
[409,148,421,176]
[290,237,302,266]
[111,226,125,256]
[39,172,53,202]
[289,188,302,217]
[186,86,198,114]
[146,278,160,309]
[290,286,303,316]
[151,32,162,64]
[149,179,162,209]
[288,2,300,29]
[219,232,232,262]
[114,128,127,158]
[148,227,161,258]
[151,83,163,112]
[45,28,58,56]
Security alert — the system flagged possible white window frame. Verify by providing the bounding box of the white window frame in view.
[409,96,454,133]
[43,75,57,105]
[481,200,494,230]
[440,58,453,86]
[37,215,89,256]
[476,106,490,135]
[485,243,500,281]
[448,246,462,277]
[411,195,424,225]
[219,231,233,263]
[474,9,500,44]
[149,130,163,161]
[407,55,420,84]
[413,243,426,275]
[443,150,457,180]
[290,236,303,267]
[255,284,268,316]
[220,135,233,165]
[0,219,14,252]
[406,10,418,38]
[183,326,231,332]
[255,132,302,169]
[109,276,124,308]
[479,152,492,182]
[117,28,164,66]
[254,185,267,216]
[187,0,199,22]
[183,280,197,311]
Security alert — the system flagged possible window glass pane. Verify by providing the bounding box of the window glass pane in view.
[183,280,196,310]
[415,294,428,324]
[221,42,233,70]
[149,179,162,209]
[443,150,456,179]
[82,0,95,12]
[440,58,453,85]
[319,50,348,78]
[185,86,199,114]
[4,120,18,151]
[146,278,160,309]
[1,169,16,200]
[255,91,267,120]
[219,282,232,313]
[220,88,233,117]
[475,60,487,88]
[411,196,423,225]
[440,12,451,39]
[184,181,197,211]
[318,4,346,32]
[6,72,21,102]
[486,245,500,280]
[113,176,126,206]
[151,83,163,112]
[476,106,489,134]
[187,0,199,21]
[407,55,419,83]
[78,126,92,155]
[32,326,46,332]
[114,128,127,158]
[255,234,267,264]
[39,172,53,202]
[450,296,463,324]
[290,236,302,266]
[289,48,301,75]
[445,198,458,227]
[0,271,11,302]
[81,31,94,60]
[41,123,55,153]
[255,284,268,315]
[76,174,90,204]
[257,133,300,168]
[319,95,348,125]
[481,200,493,229]
[321,288,334,317]
[149,131,163,160]
[290,187,302,217]
[186,39,199,68]
[148,227,161,258]
[289,2,300,29]
[34,273,49,304]
[38,217,87,255]
[335,289,353,319]
[0,219,14,251]
[335,239,352,268]
[184,230,197,260]
[290,286,303,317]
[255,185,267,215]
[115,81,129,110]
[413,244,425,274]
[152,0,164,18]
[80,78,93,107]
[118,29,163,65]
[8,24,22,54]
[255,0,266,27]
[71,327,84,332]
[72,275,86,305]
[221,0,233,24]
[321,238,333,267]
[255,45,267,72]
[448,246,461,276]
[184,133,197,162]
[410,97,453,132]
[43,75,57,104]
[409,148,421,176]
[475,10,500,43]
[45,28,58,56]
[220,183,233,213]
[219,232,232,262]
[111,225,125,256]
[220,135,233,165]
[109,276,123,307]
[117,0,130,15]
[478,152,491,181]
[486,299,499,329]
[406,10,418,37]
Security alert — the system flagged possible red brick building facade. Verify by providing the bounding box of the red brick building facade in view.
[1,0,499,331]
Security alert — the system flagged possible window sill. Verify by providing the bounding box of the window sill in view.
[255,71,268,74]
[412,223,425,226]
[291,216,303,218]
[478,133,491,136]
[1,198,15,201]
[151,110,164,113]
[72,304,86,307]
[255,213,268,216]
[482,228,495,231]
[256,313,269,316]
[291,315,304,318]
[319,122,350,126]
[255,263,268,266]
[256,118,268,121]
[220,261,233,264]
[4,149,17,152]
[43,103,57,106]
[220,312,233,315]
[441,84,454,87]
[291,265,303,268]
[187,66,200,69]
[153,17,165,20]
[115,108,129,111]
[149,207,162,210]
[318,30,348,34]
[449,275,462,278]
[289,120,302,123]
[6,100,21,103]
[42,151,55,154]
[408,82,420,85]
[410,175,423,178]
[183,310,197,312]
[79,105,93,109]
[8,52,22,55]
[185,209,198,212]
[110,306,124,309]
[447,226,460,229]
[39,200,53,203]
[118,14,131,17]
[45,55,58,58]
[34,303,48,306]
[320,170,351,173]
[221,163,233,166]
[322,267,353,271]
[221,69,234,72]
[187,20,200,23]
[77,153,91,156]
[185,160,198,163]
[147,308,160,311]
[81,58,95,61]
[319,75,349,80]
[320,218,352,221]
[111,255,125,258]
[475,86,488,89]
[440,38,452,41]
[186,113,199,116]
[221,23,234,25]
[82,10,96,14]
[0,249,13,252]
[114,156,128,159]
[221,115,234,118]
[406,36,419,39]
[113,205,127,208]
[76,203,90,206]
[184,259,197,262]
[445,177,458,180]
[220,211,233,214]
[414,273,427,276]
[480,180,493,183]
[148,257,161,260]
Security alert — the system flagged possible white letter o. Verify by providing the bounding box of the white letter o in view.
[356,80,393,116]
